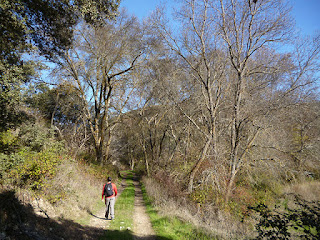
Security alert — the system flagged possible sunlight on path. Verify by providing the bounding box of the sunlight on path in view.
[87,178,127,230]
[85,172,156,239]
[133,179,156,240]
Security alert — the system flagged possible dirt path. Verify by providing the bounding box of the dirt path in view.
[87,178,127,229]
[87,204,110,229]
[86,175,156,239]
[132,179,156,240]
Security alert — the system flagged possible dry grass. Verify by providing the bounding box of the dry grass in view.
[47,159,104,220]
[142,176,251,239]
[1,158,119,239]
[284,180,320,201]
[14,158,108,222]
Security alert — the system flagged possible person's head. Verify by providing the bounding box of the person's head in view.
[107,176,112,182]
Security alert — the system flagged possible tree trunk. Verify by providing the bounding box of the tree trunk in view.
[225,170,237,201]
[96,145,104,165]
[130,158,135,171]
[104,134,112,163]
[226,127,260,201]
[141,139,150,177]
[188,137,212,193]
[145,156,150,177]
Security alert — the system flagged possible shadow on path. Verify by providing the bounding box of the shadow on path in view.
[100,229,173,240]
[0,190,106,240]
[0,173,173,240]
[87,210,106,220]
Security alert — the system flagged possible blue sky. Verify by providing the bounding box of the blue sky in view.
[291,0,320,35]
[120,0,320,36]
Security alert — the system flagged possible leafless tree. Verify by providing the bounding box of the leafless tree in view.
[149,0,320,200]
[55,11,145,164]
[150,0,229,193]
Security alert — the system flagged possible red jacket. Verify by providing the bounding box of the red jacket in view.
[102,182,117,199]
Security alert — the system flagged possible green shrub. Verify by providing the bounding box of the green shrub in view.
[0,129,19,154]
[18,124,63,152]
[0,121,66,189]
[0,151,25,182]
[8,148,63,190]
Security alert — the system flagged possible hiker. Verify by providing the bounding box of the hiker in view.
[102,176,118,220]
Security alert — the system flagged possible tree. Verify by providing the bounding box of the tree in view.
[151,0,232,193]
[1,0,120,62]
[56,11,145,164]
[24,83,90,156]
[150,0,319,199]
[0,0,120,131]
[214,0,296,199]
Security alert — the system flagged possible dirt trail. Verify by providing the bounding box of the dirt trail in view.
[132,179,156,240]
[87,204,110,229]
[87,175,156,239]
[87,178,127,229]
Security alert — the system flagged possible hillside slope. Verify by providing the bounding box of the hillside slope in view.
[0,158,117,239]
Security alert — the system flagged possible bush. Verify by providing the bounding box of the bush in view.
[0,129,19,154]
[18,124,63,152]
[8,148,64,190]
[0,121,65,188]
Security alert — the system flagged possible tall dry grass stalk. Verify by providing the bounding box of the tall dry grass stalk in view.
[284,181,320,201]
[48,159,105,220]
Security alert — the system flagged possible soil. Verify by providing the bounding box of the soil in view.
[132,179,156,240]
[87,176,156,239]
[87,204,110,230]
[0,175,156,240]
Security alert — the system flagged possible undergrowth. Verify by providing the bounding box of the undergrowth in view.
[140,182,219,240]
[251,195,320,239]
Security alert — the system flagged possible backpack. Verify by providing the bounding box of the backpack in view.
[104,183,114,197]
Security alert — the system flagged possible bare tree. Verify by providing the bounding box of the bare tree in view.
[149,0,320,201]
[56,11,145,164]
[151,0,228,193]
[217,0,320,199]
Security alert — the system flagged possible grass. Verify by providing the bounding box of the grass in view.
[50,159,107,223]
[100,172,135,240]
[75,197,106,225]
[100,170,219,239]
[140,183,219,240]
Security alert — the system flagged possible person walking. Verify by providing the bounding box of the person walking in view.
[102,176,118,220]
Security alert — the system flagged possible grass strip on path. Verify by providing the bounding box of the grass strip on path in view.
[141,183,219,240]
[76,172,127,226]
[100,171,135,240]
